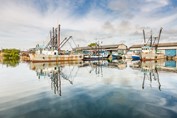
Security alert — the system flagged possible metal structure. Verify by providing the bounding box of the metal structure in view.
[59,36,73,49]
[143,27,163,52]
[45,24,73,51]
[46,25,60,50]
[142,67,161,91]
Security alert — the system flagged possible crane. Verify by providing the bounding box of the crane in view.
[59,36,72,49]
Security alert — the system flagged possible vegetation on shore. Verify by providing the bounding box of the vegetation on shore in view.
[2,58,20,67]
[2,49,20,59]
[88,43,98,47]
[1,49,20,67]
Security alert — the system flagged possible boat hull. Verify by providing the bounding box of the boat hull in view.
[141,54,164,61]
[83,56,107,61]
[29,54,83,62]
[132,55,141,60]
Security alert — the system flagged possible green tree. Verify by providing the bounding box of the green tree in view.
[2,49,20,67]
[88,43,98,47]
[2,49,20,59]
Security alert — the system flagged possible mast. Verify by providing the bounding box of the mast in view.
[155,27,163,53]
[157,27,163,45]
[143,29,146,45]
[52,27,55,48]
[58,24,61,51]
[150,30,152,47]
[55,28,58,49]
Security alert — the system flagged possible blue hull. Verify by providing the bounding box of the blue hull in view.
[112,55,122,60]
[132,55,141,60]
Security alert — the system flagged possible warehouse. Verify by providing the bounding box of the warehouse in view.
[129,42,177,58]
[73,43,128,55]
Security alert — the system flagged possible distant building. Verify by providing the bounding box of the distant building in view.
[129,42,177,58]
[73,43,128,55]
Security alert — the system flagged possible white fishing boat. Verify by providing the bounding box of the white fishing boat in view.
[29,48,83,62]
[141,27,163,61]
[141,45,156,61]
[29,24,83,62]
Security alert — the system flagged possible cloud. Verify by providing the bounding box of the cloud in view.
[102,21,115,34]
[141,0,169,12]
[0,0,177,49]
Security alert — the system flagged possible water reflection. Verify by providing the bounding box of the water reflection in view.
[81,60,127,76]
[30,61,82,96]
[165,60,176,68]
[29,59,177,94]
[141,63,161,90]
[130,60,177,90]
[1,59,177,118]
[0,58,19,67]
[29,60,128,95]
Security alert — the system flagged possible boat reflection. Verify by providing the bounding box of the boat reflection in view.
[29,61,83,96]
[81,60,127,76]
[82,60,127,69]
[29,60,128,95]
[141,61,161,90]
[130,59,177,90]
[130,60,162,90]
[29,59,176,94]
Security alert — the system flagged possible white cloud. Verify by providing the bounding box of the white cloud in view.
[0,0,176,49]
[141,0,169,12]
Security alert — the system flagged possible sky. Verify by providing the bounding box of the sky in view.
[0,0,177,50]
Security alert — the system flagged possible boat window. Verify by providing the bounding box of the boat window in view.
[54,52,56,55]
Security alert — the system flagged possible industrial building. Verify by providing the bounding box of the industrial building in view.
[73,43,128,55]
[129,42,177,58]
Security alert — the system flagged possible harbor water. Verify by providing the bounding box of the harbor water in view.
[0,60,177,118]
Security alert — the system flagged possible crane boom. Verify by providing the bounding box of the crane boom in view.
[157,27,163,45]
[60,36,72,49]
[59,37,67,48]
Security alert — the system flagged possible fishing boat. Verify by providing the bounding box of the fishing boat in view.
[140,28,163,61]
[29,24,83,62]
[141,45,156,61]
[83,50,108,61]
[29,48,83,62]
[131,51,141,60]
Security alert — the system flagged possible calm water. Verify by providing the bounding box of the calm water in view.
[0,60,177,118]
